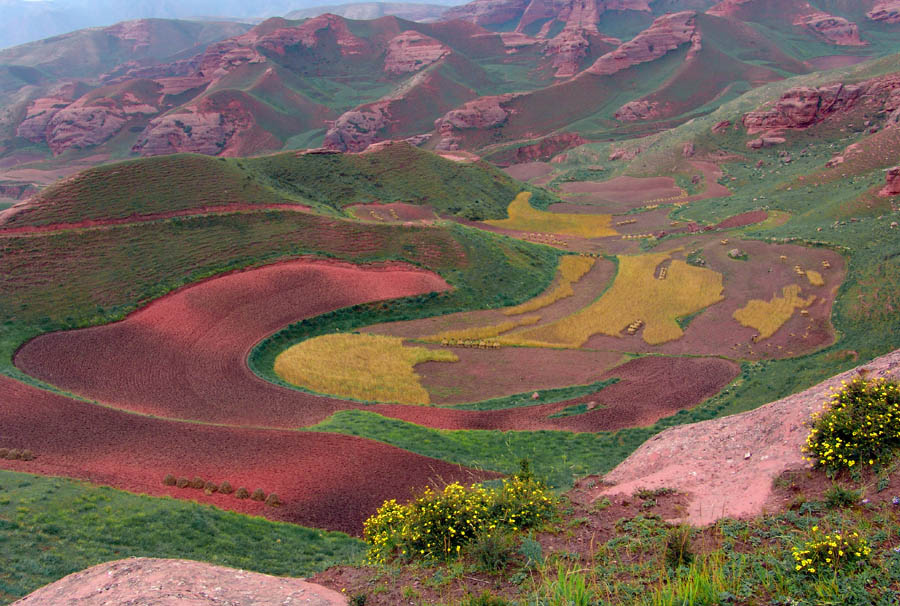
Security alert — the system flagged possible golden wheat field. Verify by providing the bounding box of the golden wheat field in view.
[504,255,596,316]
[274,333,458,405]
[423,315,541,342]
[484,192,617,238]
[506,251,725,347]
[733,284,816,340]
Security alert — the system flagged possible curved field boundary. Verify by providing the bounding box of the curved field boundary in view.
[0,203,312,236]
[14,258,737,433]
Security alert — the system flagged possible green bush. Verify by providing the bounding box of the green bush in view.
[363,469,556,564]
[804,377,900,476]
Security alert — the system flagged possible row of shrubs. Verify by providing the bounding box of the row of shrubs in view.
[163,474,281,507]
[0,448,36,461]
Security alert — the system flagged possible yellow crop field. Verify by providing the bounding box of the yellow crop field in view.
[805,270,825,286]
[274,333,458,405]
[507,251,724,347]
[504,255,596,316]
[733,284,816,340]
[424,315,541,342]
[484,192,617,238]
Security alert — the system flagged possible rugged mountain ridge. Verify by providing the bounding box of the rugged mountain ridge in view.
[3,0,900,190]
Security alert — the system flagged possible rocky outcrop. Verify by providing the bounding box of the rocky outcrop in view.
[433,94,518,150]
[14,558,347,606]
[712,120,731,134]
[443,0,652,31]
[615,99,660,121]
[798,13,865,46]
[586,12,699,76]
[545,29,593,78]
[384,31,450,74]
[0,183,37,200]
[746,135,786,149]
[132,95,253,157]
[505,132,588,163]
[323,103,391,152]
[19,88,160,155]
[880,166,900,196]
[868,1,900,23]
[742,83,864,133]
[443,0,528,28]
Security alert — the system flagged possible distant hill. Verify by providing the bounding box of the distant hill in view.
[3,0,900,193]
[286,3,450,22]
[0,0,464,50]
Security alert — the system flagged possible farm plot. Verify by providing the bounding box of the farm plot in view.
[556,176,686,212]
[484,192,617,238]
[0,375,496,535]
[510,250,726,347]
[274,333,458,405]
[366,356,738,432]
[559,239,846,359]
[15,259,453,428]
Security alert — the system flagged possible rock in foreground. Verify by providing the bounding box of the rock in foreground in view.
[13,558,347,606]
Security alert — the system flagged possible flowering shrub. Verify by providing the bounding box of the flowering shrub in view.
[804,377,900,476]
[363,472,555,564]
[791,525,871,574]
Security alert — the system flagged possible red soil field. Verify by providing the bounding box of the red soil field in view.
[15,258,452,429]
[715,210,768,230]
[0,375,497,535]
[373,356,739,432]
[0,203,311,235]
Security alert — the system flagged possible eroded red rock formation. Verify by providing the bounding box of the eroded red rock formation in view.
[742,83,864,133]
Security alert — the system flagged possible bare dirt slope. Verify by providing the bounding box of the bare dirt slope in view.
[12,558,346,606]
[597,348,900,525]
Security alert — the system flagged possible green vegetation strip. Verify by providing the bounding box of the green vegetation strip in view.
[448,379,618,411]
[307,409,649,490]
[0,470,364,605]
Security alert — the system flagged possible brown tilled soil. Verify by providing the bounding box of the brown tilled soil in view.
[579,239,846,360]
[596,349,900,526]
[375,356,739,432]
[503,162,554,182]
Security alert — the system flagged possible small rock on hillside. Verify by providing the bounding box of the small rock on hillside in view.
[880,166,900,196]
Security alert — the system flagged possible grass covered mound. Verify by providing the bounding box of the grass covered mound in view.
[1,143,559,229]
[0,470,364,605]
[245,143,559,219]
